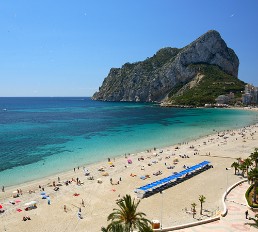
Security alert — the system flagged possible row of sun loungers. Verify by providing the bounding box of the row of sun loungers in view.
[135,161,211,198]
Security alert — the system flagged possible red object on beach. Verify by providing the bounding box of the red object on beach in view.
[0,204,3,209]
[16,208,22,212]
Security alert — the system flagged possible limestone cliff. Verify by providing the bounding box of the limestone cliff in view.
[92,30,240,103]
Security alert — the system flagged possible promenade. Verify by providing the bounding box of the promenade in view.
[177,181,257,232]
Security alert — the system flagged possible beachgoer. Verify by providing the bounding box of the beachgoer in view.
[58,177,60,182]
[42,187,44,191]
[48,198,51,205]
[64,205,67,212]
[74,168,75,172]
[2,186,4,192]
[20,189,22,195]
[245,210,249,219]
[119,177,122,181]
[82,199,85,207]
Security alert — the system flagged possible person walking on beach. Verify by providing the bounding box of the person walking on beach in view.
[82,199,85,207]
[245,210,249,219]
[64,205,67,212]
[2,186,4,192]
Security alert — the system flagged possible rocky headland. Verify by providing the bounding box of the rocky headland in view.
[92,30,245,106]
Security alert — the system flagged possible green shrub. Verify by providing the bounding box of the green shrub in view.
[245,184,258,208]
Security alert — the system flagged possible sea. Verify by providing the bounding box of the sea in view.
[0,97,258,187]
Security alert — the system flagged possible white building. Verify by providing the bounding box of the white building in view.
[242,84,258,105]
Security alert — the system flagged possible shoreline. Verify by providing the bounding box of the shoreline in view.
[1,106,258,189]
[1,119,258,231]
[2,106,258,190]
[1,114,257,192]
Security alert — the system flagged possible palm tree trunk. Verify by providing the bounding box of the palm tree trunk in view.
[254,181,258,203]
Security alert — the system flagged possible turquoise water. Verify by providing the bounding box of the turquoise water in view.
[0,97,258,187]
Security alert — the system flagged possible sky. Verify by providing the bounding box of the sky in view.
[0,0,258,97]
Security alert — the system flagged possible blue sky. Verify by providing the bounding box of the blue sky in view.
[0,0,258,97]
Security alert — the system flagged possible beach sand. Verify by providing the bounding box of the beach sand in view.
[1,120,258,231]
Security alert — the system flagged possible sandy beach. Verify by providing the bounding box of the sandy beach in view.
[1,116,258,231]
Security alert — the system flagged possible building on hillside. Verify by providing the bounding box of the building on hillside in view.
[242,84,258,105]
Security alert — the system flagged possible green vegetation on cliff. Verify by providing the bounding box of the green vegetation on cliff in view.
[169,64,245,106]
[122,47,181,73]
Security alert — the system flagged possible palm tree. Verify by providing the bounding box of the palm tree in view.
[191,203,197,218]
[248,168,258,204]
[231,162,240,175]
[250,214,258,228]
[199,195,206,215]
[246,214,258,229]
[101,224,125,232]
[237,157,242,164]
[250,148,258,168]
[239,163,247,177]
[106,194,152,232]
[243,158,253,175]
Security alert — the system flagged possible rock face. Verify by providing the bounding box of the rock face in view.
[92,30,239,102]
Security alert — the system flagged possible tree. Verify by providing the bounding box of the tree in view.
[236,157,242,164]
[246,214,258,229]
[239,163,247,177]
[248,168,258,204]
[231,162,240,175]
[101,224,124,232]
[105,195,152,232]
[243,158,253,175]
[199,195,206,215]
[251,214,258,228]
[250,148,258,168]
[191,203,197,218]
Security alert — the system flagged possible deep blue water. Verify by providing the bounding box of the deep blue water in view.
[0,97,257,187]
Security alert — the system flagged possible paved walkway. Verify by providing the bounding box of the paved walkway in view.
[177,182,257,232]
